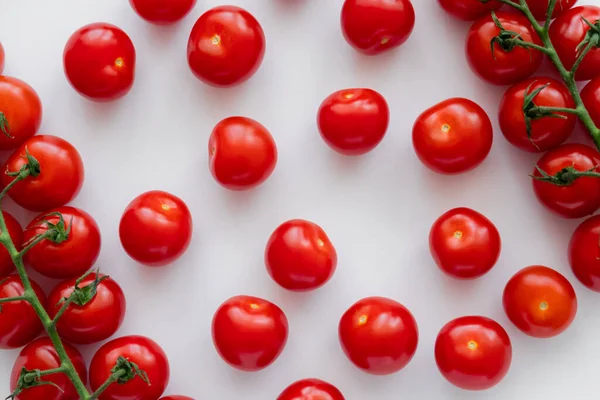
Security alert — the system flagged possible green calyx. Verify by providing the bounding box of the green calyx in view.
[110,356,150,385]
[58,269,109,307]
[490,11,529,57]
[0,113,11,139]
[6,368,63,400]
[522,82,568,148]
[6,148,40,179]
[38,212,72,244]
[577,17,600,53]
[533,165,600,186]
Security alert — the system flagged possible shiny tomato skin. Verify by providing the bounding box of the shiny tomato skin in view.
[187,6,265,87]
[265,219,337,292]
[0,76,42,150]
[503,266,577,338]
[209,117,277,190]
[277,378,345,400]
[317,88,389,156]
[430,208,501,279]
[90,335,170,400]
[0,212,23,276]
[10,337,87,400]
[130,0,196,24]
[581,77,600,129]
[23,206,101,279]
[2,135,84,212]
[438,0,502,21]
[119,190,192,267]
[64,23,136,101]
[0,276,46,349]
[569,215,600,292]
[48,273,126,345]
[466,12,542,85]
[532,143,600,218]
[0,42,4,73]
[340,0,415,55]
[212,295,289,372]
[412,98,493,174]
[338,297,418,375]
[526,0,577,20]
[435,316,512,391]
[159,397,195,400]
[499,77,576,152]
[550,6,600,81]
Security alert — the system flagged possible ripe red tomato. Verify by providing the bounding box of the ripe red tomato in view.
[569,215,600,292]
[159,397,194,400]
[119,190,192,267]
[130,0,196,24]
[188,6,265,87]
[438,0,501,21]
[209,117,277,190]
[2,135,84,212]
[499,77,576,152]
[550,6,600,81]
[340,0,415,55]
[581,77,600,129]
[435,316,512,390]
[317,88,389,156]
[212,295,289,371]
[503,265,577,338]
[429,207,501,279]
[0,276,46,349]
[47,273,126,344]
[64,23,136,101]
[0,212,23,276]
[265,219,337,292]
[412,98,493,174]
[90,335,170,400]
[526,0,577,20]
[466,12,542,85]
[531,143,600,218]
[23,206,101,279]
[10,337,87,400]
[338,296,418,375]
[277,379,345,400]
[0,76,42,150]
[0,41,4,74]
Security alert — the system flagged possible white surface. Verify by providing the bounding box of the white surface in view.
[1,0,600,399]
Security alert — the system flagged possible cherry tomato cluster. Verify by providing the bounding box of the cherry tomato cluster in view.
[1,0,600,398]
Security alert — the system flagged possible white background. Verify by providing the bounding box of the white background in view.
[1,0,599,399]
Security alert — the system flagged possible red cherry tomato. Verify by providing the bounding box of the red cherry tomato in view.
[412,98,493,174]
[435,316,512,391]
[340,0,415,55]
[130,0,196,24]
[209,116,277,190]
[0,212,23,276]
[10,337,87,400]
[265,219,337,292]
[526,0,577,20]
[23,206,101,279]
[429,207,501,279]
[466,12,542,85]
[438,0,502,21]
[119,190,192,267]
[581,77,600,129]
[317,88,389,156]
[0,42,4,74]
[338,296,418,375]
[532,143,600,218]
[0,276,46,349]
[160,397,195,400]
[64,23,136,101]
[187,6,265,87]
[550,6,600,81]
[569,215,600,292]
[499,77,576,152]
[277,379,345,400]
[47,273,126,344]
[2,135,84,212]
[212,295,289,371]
[90,335,170,400]
[0,76,42,150]
[503,266,577,338]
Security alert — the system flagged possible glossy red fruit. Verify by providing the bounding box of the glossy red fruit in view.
[212,295,289,371]
[317,88,389,155]
[438,0,502,21]
[10,337,87,400]
[48,273,126,344]
[526,0,577,20]
[435,316,512,391]
[0,76,42,150]
[277,379,345,400]
[569,215,600,292]
[341,0,415,55]
[0,276,46,349]
[130,0,196,24]
[581,77,600,129]
[187,6,265,87]
[64,23,136,101]
[0,42,4,73]
[265,219,337,291]
[0,212,23,276]
[503,266,577,338]
[209,116,277,190]
[119,190,193,267]
[338,297,418,375]
[23,206,101,279]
